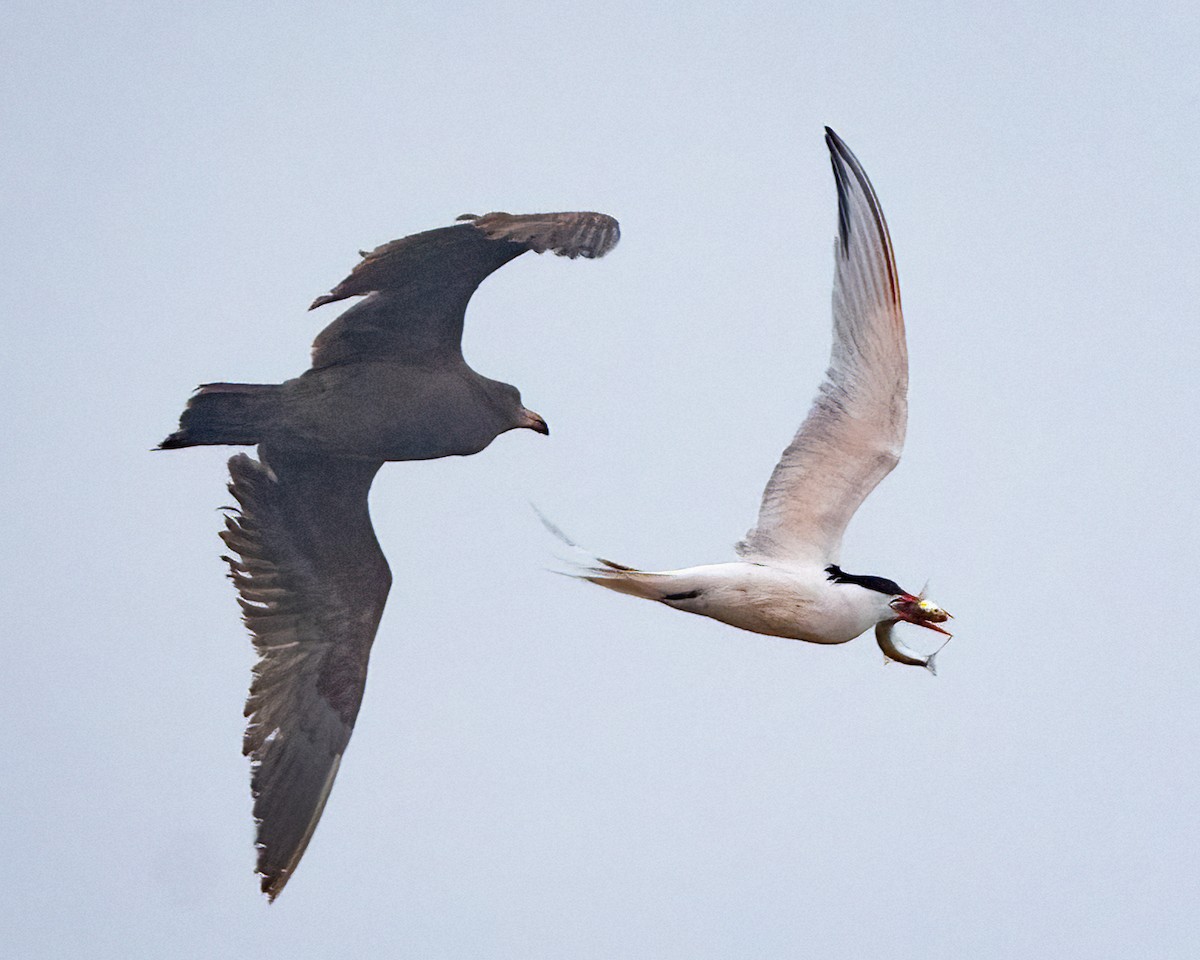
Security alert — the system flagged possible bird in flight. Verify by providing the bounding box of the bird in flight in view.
[544,130,952,671]
[159,210,619,899]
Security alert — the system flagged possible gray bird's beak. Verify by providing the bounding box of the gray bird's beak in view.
[521,407,550,436]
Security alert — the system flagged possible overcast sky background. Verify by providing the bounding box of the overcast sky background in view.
[4,2,1199,957]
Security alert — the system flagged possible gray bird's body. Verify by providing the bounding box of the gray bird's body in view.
[198,359,528,462]
[161,210,619,899]
[546,131,952,669]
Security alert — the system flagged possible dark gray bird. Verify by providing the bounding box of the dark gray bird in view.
[160,211,619,899]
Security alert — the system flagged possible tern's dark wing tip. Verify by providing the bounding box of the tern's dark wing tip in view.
[825,130,854,254]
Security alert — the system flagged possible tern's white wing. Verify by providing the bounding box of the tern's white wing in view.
[737,128,907,566]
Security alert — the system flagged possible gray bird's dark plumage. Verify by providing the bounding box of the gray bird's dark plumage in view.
[160,211,619,899]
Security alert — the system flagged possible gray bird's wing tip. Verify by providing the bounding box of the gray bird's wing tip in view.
[470,211,620,259]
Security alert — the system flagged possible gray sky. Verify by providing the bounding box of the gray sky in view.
[4,1,1199,957]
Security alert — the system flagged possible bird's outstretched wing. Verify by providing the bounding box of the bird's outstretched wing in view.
[308,211,620,368]
[220,450,390,900]
[737,129,907,566]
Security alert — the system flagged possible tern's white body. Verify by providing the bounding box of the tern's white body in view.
[549,129,951,671]
[596,561,893,645]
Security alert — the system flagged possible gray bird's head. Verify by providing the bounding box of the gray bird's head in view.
[492,381,549,436]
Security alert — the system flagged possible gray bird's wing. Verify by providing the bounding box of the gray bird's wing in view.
[220,450,390,900]
[308,211,620,368]
[737,129,907,566]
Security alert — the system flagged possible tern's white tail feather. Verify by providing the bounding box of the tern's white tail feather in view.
[534,507,674,601]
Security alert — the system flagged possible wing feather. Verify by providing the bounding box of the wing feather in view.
[221,450,389,900]
[737,129,907,565]
[308,212,619,368]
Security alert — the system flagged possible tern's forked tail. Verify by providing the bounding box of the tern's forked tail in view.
[533,506,673,601]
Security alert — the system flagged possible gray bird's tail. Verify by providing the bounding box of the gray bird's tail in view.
[158,382,280,449]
